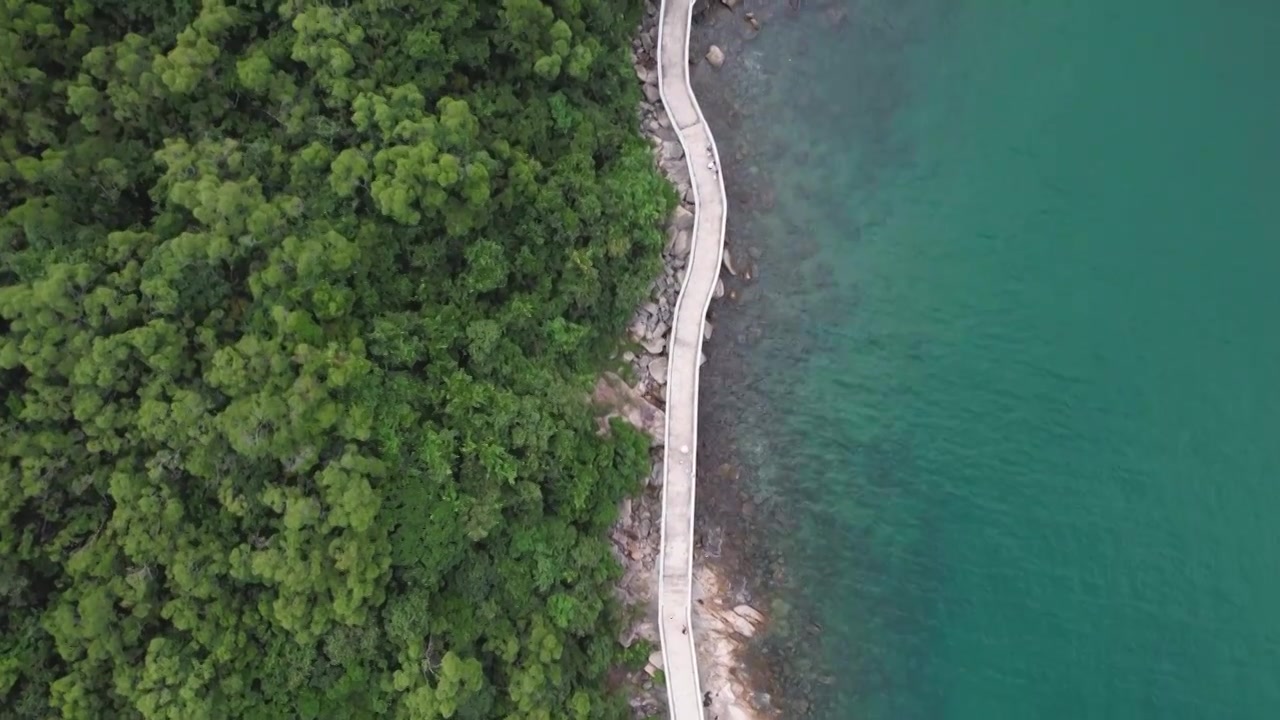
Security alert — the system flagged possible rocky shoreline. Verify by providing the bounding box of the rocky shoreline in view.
[593,3,774,719]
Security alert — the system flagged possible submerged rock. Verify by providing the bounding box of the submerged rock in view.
[722,247,738,276]
[707,45,726,68]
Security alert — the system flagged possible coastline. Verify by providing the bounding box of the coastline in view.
[633,0,846,717]
[602,1,778,718]
[684,0,846,713]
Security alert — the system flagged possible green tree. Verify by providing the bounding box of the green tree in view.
[1,0,671,716]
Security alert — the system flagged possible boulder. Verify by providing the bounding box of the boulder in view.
[672,204,695,232]
[667,227,692,258]
[648,356,669,385]
[733,604,766,624]
[722,247,738,275]
[643,82,661,104]
[720,0,738,8]
[629,317,648,339]
[641,335,666,355]
[662,140,684,162]
[722,611,756,638]
[706,45,725,68]
[648,650,665,670]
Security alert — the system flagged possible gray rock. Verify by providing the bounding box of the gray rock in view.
[662,140,685,162]
[668,227,692,258]
[648,650,665,670]
[643,82,660,104]
[672,204,695,232]
[706,45,726,68]
[714,277,726,298]
[629,317,648,339]
[641,336,665,355]
[649,356,669,385]
[720,0,739,7]
[704,322,713,341]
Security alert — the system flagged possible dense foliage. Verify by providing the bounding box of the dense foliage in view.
[0,0,674,717]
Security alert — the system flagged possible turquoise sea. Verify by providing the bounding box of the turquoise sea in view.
[691,1,1280,717]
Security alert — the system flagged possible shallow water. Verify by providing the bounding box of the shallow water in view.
[691,1,1280,717]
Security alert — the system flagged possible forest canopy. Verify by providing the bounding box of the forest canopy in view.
[0,0,674,717]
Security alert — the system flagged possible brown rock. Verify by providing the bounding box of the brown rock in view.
[592,372,666,446]
[733,604,766,624]
[706,45,726,68]
[723,611,756,638]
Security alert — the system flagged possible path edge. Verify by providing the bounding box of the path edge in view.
[654,0,729,716]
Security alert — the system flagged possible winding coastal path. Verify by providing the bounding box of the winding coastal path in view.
[655,0,727,718]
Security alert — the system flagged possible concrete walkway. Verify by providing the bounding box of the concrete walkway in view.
[655,0,727,718]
